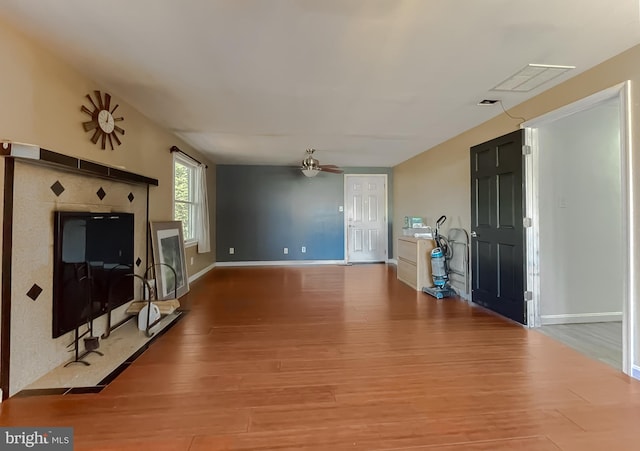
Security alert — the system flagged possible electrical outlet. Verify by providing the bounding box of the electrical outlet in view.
[229,247,235,255]
[301,246,306,253]
[338,205,344,212]
[284,247,288,254]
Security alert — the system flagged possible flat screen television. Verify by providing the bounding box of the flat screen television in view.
[52,211,135,338]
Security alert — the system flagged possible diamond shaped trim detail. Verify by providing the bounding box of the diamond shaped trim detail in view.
[50,181,65,197]
[136,257,142,267]
[96,187,106,200]
[26,284,43,301]
[128,192,135,203]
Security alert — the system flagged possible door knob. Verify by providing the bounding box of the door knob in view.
[471,231,477,238]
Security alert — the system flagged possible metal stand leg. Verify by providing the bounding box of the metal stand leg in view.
[64,327,91,366]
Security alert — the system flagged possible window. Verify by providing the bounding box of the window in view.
[173,154,198,243]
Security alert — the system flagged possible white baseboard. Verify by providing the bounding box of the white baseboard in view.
[216,260,346,267]
[387,258,398,265]
[188,262,216,283]
[540,312,623,325]
[632,365,640,380]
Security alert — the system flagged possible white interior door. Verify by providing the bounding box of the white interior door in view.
[345,174,387,263]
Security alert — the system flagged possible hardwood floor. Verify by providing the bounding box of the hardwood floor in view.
[2,265,640,450]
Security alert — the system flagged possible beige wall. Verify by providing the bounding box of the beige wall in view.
[394,43,640,365]
[0,18,216,276]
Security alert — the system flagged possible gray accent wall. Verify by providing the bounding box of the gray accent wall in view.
[216,165,392,262]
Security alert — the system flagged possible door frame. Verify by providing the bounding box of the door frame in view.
[522,81,633,375]
[343,174,389,264]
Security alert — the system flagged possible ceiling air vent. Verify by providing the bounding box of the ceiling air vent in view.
[492,64,575,92]
[477,99,499,106]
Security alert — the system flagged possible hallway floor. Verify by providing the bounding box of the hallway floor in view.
[1,265,640,450]
[539,322,623,370]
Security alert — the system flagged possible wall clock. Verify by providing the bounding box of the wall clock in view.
[81,90,125,150]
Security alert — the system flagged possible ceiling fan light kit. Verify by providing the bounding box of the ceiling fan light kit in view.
[301,148,320,177]
[300,148,343,177]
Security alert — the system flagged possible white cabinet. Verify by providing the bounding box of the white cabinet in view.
[397,237,435,290]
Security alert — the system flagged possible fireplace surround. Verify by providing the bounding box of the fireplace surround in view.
[1,143,158,397]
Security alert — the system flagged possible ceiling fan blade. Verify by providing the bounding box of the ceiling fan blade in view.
[320,167,343,174]
[320,164,340,169]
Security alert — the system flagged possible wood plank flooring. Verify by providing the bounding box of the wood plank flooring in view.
[2,265,640,450]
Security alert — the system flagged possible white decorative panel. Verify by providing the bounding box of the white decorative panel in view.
[353,229,364,251]
[368,229,378,251]
[352,195,362,221]
[368,195,378,221]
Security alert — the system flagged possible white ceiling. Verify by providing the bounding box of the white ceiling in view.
[2,1,639,167]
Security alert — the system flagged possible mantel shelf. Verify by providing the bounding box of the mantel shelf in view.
[1,142,158,186]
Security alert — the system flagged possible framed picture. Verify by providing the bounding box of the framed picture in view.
[150,221,189,300]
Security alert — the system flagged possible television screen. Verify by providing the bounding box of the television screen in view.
[52,212,135,338]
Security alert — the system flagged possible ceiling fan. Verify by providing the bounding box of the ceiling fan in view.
[300,148,343,177]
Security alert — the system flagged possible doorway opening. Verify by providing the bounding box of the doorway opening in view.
[523,82,633,374]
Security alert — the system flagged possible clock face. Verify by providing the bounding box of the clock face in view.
[81,91,125,150]
[97,110,115,133]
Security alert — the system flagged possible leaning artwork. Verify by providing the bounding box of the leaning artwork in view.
[150,221,190,299]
